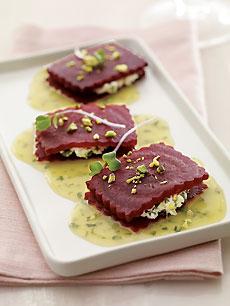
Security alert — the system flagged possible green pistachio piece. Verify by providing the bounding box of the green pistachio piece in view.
[76,75,84,81]
[35,115,51,131]
[85,126,92,132]
[93,133,100,140]
[82,117,92,126]
[67,122,77,133]
[83,55,99,67]
[114,64,128,72]
[111,51,120,60]
[105,130,117,137]
[89,161,103,176]
[59,118,64,126]
[136,165,148,174]
[157,165,165,174]
[94,49,105,68]
[131,188,137,194]
[82,65,93,72]
[66,61,75,67]
[106,45,116,51]
[102,151,121,172]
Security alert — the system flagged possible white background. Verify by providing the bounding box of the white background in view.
[0,0,230,305]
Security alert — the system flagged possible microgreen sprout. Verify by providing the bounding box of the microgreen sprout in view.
[35,115,51,131]
[87,117,158,176]
[103,151,121,172]
[89,161,103,176]
[35,109,126,131]
[94,49,105,68]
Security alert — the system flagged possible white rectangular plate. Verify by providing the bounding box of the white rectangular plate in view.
[0,37,230,277]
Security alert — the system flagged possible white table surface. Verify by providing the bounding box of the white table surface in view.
[0,0,230,305]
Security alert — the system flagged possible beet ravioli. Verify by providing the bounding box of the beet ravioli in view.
[46,42,147,103]
[85,143,209,232]
[35,104,136,161]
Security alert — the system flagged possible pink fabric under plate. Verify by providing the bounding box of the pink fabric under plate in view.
[0,20,222,285]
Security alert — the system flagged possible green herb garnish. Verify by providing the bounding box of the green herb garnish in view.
[89,161,103,177]
[35,115,51,131]
[174,226,182,232]
[94,49,105,68]
[112,235,122,240]
[102,151,121,172]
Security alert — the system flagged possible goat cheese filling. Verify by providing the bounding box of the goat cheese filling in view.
[60,147,104,158]
[95,73,139,95]
[141,190,189,219]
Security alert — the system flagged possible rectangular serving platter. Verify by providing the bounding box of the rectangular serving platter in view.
[0,37,230,277]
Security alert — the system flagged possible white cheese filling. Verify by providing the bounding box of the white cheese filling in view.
[95,73,139,95]
[60,147,104,158]
[141,191,188,219]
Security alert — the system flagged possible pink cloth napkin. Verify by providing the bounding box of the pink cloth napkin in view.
[0,20,222,285]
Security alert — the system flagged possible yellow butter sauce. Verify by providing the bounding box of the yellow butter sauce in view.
[69,176,226,246]
[28,69,139,111]
[12,116,226,247]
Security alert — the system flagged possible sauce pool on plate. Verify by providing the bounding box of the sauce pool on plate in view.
[12,115,226,247]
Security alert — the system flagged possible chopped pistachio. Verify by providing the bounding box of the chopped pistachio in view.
[85,126,92,132]
[127,159,132,163]
[76,75,84,81]
[136,165,148,174]
[111,51,120,60]
[154,175,158,180]
[83,55,98,67]
[149,155,160,168]
[126,176,138,184]
[106,45,116,51]
[160,180,167,185]
[63,116,68,121]
[157,165,165,174]
[114,64,128,72]
[130,166,134,170]
[82,65,93,72]
[93,133,100,140]
[97,103,105,109]
[127,151,132,156]
[96,119,101,124]
[123,154,127,158]
[67,122,77,133]
[66,60,75,67]
[131,188,137,194]
[103,175,108,180]
[126,166,130,169]
[82,117,92,126]
[108,173,116,184]
[141,157,145,160]
[105,130,117,137]
[59,118,64,126]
